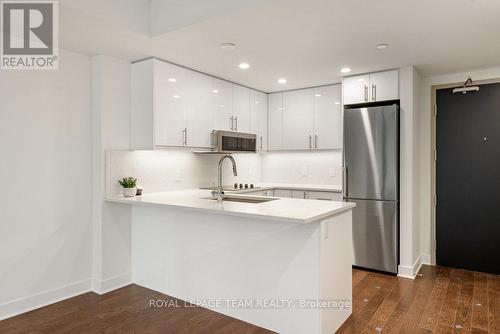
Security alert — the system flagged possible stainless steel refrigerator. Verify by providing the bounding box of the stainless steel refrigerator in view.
[343,104,399,274]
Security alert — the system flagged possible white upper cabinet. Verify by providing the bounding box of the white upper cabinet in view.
[313,85,342,149]
[343,74,370,105]
[343,70,398,105]
[212,78,233,132]
[154,60,191,147]
[369,70,399,102]
[232,85,250,133]
[187,70,213,147]
[282,88,314,150]
[250,90,268,151]
[132,59,255,149]
[268,92,283,151]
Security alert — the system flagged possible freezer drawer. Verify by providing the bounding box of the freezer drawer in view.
[349,199,398,273]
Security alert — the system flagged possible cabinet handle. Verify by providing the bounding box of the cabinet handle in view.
[229,116,234,130]
[364,85,368,102]
[183,128,187,146]
[309,134,312,149]
[260,136,263,149]
[234,116,238,131]
[372,84,376,101]
[303,191,307,199]
[314,134,318,148]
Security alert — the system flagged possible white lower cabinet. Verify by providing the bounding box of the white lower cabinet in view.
[307,191,343,201]
[273,189,293,198]
[291,190,308,199]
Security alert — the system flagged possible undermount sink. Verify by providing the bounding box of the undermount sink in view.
[204,195,277,204]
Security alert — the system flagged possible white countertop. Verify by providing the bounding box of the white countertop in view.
[106,189,354,224]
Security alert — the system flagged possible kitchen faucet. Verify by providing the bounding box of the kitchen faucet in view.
[214,154,238,202]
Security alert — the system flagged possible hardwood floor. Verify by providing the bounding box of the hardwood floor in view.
[1,265,499,333]
[338,265,500,334]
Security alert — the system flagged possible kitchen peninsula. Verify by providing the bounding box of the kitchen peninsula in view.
[107,190,355,334]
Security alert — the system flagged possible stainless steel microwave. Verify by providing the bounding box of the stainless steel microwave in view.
[211,130,257,153]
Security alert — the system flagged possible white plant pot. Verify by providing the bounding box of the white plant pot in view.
[122,187,137,197]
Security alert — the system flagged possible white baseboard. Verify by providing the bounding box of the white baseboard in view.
[397,265,415,279]
[0,279,91,321]
[421,254,431,265]
[91,272,132,295]
[397,254,431,279]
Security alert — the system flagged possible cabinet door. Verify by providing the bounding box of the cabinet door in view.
[291,190,308,199]
[273,189,292,198]
[250,90,268,151]
[187,71,213,147]
[313,85,342,149]
[307,191,343,201]
[232,85,250,132]
[343,74,370,105]
[154,61,189,146]
[212,78,233,131]
[268,93,283,150]
[369,70,399,102]
[282,88,314,150]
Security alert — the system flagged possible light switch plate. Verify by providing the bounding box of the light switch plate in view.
[300,166,308,177]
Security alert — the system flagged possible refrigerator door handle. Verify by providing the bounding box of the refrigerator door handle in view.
[343,166,348,199]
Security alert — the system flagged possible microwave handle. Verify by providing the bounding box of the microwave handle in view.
[234,116,238,131]
[229,116,234,130]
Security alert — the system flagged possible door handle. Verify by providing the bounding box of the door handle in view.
[372,84,376,101]
[343,166,348,198]
[314,134,318,149]
[309,134,312,149]
[229,116,234,130]
[364,85,368,102]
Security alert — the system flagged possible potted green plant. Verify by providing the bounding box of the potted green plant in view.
[118,177,137,197]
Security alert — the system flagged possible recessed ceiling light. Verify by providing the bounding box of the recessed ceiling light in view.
[219,105,225,108]
[220,43,237,51]
[168,78,176,82]
[376,43,389,50]
[172,95,180,99]
[357,78,365,82]
[341,67,351,74]
[315,94,322,97]
[334,101,341,105]
[255,101,260,104]
[212,89,219,93]
[277,78,287,84]
[239,62,250,70]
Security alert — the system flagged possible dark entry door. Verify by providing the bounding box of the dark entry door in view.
[436,83,500,274]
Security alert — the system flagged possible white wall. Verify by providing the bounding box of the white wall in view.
[398,66,424,278]
[91,55,133,293]
[0,50,92,319]
[260,151,342,187]
[418,66,500,264]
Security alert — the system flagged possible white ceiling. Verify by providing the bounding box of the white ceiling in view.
[58,0,500,92]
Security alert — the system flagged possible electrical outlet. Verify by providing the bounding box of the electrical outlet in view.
[329,168,336,177]
[300,166,308,177]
